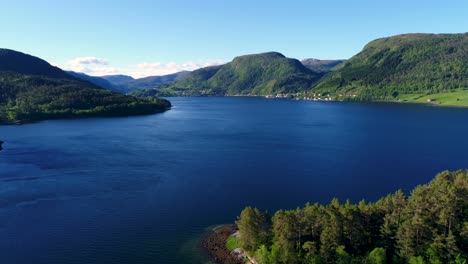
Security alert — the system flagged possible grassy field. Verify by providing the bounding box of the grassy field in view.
[398,89,468,107]
[225,236,241,251]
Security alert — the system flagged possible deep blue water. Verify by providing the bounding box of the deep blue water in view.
[1,97,468,264]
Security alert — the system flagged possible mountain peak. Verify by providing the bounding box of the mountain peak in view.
[233,52,286,61]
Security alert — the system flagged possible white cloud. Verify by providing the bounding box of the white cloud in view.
[74,66,120,76]
[68,57,108,66]
[65,56,118,76]
[62,56,225,78]
[129,59,225,78]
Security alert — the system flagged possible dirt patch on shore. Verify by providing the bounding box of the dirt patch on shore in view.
[202,224,244,264]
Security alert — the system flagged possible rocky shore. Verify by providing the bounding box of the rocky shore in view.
[202,225,244,264]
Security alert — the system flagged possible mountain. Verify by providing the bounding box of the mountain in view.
[313,33,468,101]
[0,49,71,79]
[101,74,134,85]
[172,65,223,89]
[152,52,322,96]
[67,71,122,92]
[301,58,346,73]
[99,71,190,93]
[0,49,170,124]
[121,71,190,92]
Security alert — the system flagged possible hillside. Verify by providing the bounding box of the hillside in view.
[161,52,322,96]
[0,49,71,79]
[313,33,468,101]
[121,71,190,92]
[301,58,346,73]
[101,74,135,85]
[67,71,122,92]
[0,49,171,124]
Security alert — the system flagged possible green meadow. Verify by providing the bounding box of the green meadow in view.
[398,89,468,107]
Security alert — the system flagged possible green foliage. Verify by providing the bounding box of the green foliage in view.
[0,72,171,124]
[135,34,468,104]
[236,207,271,252]
[456,254,467,264]
[237,170,468,263]
[314,33,468,101]
[335,245,352,264]
[408,256,426,264]
[255,245,273,264]
[301,59,346,73]
[367,247,386,264]
[160,52,322,96]
[0,48,171,124]
[226,236,241,251]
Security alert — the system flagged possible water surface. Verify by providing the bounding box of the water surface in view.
[1,97,468,264]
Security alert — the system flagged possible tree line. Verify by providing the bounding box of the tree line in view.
[0,72,171,123]
[236,170,468,264]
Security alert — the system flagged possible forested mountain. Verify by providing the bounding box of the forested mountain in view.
[101,74,135,85]
[132,34,468,103]
[119,71,190,92]
[130,65,223,97]
[301,58,346,73]
[0,49,170,124]
[313,33,468,100]
[0,49,71,79]
[91,71,190,93]
[236,170,468,264]
[158,52,322,96]
[67,71,122,92]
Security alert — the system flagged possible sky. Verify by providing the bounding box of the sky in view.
[1,0,467,78]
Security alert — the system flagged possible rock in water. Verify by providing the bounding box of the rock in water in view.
[0,141,3,152]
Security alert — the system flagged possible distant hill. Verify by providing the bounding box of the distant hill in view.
[0,49,170,124]
[101,74,135,85]
[313,33,468,101]
[97,71,190,93]
[121,71,190,92]
[67,71,122,92]
[151,52,322,96]
[301,58,346,73]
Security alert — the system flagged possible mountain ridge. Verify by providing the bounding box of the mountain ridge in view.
[155,52,323,96]
[313,33,468,101]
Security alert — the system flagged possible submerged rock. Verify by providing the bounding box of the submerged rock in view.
[0,140,3,152]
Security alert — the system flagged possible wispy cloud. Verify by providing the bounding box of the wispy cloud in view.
[65,56,117,75]
[62,56,225,78]
[68,57,109,66]
[130,59,225,78]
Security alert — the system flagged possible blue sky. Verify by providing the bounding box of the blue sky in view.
[1,0,467,77]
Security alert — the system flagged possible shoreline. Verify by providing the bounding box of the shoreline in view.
[164,94,468,108]
[0,106,171,126]
[201,224,244,264]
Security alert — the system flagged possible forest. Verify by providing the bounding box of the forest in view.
[0,72,171,124]
[313,33,468,101]
[236,170,468,264]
